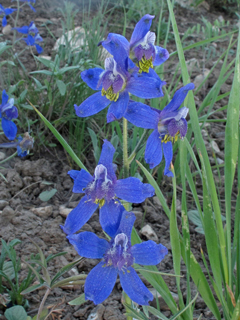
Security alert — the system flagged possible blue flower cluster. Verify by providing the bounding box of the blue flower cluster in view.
[62,140,168,305]
[0,4,16,27]
[62,13,195,306]
[14,21,43,54]
[74,14,194,176]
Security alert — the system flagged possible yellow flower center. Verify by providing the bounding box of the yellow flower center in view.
[101,87,119,102]
[94,198,106,208]
[161,132,180,144]
[138,56,153,73]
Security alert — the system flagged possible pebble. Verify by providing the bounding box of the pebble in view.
[2,25,12,35]
[149,288,179,310]
[31,205,53,218]
[140,224,158,242]
[0,152,6,161]
[0,200,9,210]
[210,140,220,153]
[87,304,105,320]
[59,205,72,217]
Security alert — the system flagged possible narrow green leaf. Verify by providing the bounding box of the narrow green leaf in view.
[166,0,228,284]
[225,27,240,287]
[136,160,170,218]
[51,274,87,289]
[21,283,45,295]
[51,257,84,285]
[68,293,86,306]
[29,101,88,172]
[56,79,66,96]
[39,188,57,202]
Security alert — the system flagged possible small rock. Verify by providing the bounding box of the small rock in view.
[1,206,15,225]
[53,26,85,51]
[59,205,72,217]
[0,200,9,210]
[217,157,224,165]
[73,305,91,318]
[176,199,181,212]
[2,25,12,35]
[57,255,79,277]
[39,55,51,60]
[87,304,105,320]
[132,210,143,227]
[152,196,165,209]
[31,205,53,218]
[0,152,6,161]
[149,288,179,310]
[210,140,220,153]
[140,224,158,242]
[193,69,210,89]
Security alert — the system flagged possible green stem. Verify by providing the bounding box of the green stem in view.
[37,287,51,320]
[123,118,129,179]
[13,0,20,50]
[0,151,17,165]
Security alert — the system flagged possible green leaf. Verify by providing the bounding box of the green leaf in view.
[39,188,57,201]
[224,27,240,286]
[136,160,170,218]
[4,306,28,320]
[51,274,87,289]
[56,79,66,96]
[32,308,48,320]
[29,102,88,172]
[51,257,84,286]
[21,283,45,295]
[68,293,86,306]
[35,56,52,68]
[3,261,15,280]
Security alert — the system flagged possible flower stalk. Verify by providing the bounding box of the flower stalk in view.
[123,117,129,179]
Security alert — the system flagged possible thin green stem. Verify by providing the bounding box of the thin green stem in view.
[13,0,20,50]
[0,151,17,165]
[123,118,129,179]
[36,287,51,320]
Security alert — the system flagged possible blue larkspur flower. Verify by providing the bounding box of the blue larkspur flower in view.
[0,132,34,157]
[75,55,165,123]
[99,14,169,74]
[67,210,168,305]
[13,21,38,35]
[0,90,18,141]
[0,4,16,27]
[125,83,195,176]
[61,140,155,236]
[22,33,43,54]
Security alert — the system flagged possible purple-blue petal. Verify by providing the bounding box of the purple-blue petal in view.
[145,130,163,169]
[74,92,109,118]
[29,4,36,11]
[68,169,93,193]
[35,44,43,54]
[130,14,155,48]
[99,33,130,78]
[2,16,7,27]
[1,90,9,106]
[131,241,168,265]
[114,177,155,203]
[99,200,124,237]
[126,69,165,99]
[67,231,109,259]
[119,266,153,305]
[161,83,195,116]
[124,101,159,129]
[4,8,16,15]
[81,68,103,91]
[106,91,129,123]
[1,118,17,141]
[168,118,188,138]
[115,211,136,241]
[14,25,29,34]
[162,141,173,177]
[98,140,116,181]
[60,195,98,235]
[85,261,118,304]
[4,106,18,120]
[153,46,169,66]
